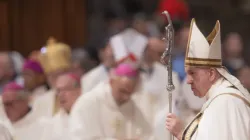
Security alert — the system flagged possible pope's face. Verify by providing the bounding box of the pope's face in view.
[185,66,212,98]
[110,77,139,106]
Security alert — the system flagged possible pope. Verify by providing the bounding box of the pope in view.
[166,19,250,140]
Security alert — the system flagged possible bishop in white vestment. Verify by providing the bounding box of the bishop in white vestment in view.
[81,28,148,94]
[129,37,181,140]
[139,37,181,115]
[1,82,45,140]
[21,59,48,105]
[166,19,250,140]
[39,72,82,140]
[34,37,72,117]
[69,63,152,140]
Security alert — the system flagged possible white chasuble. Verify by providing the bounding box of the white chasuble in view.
[69,81,152,140]
[182,78,250,140]
[29,85,48,106]
[32,89,59,117]
[39,109,70,140]
[11,109,45,140]
[81,65,109,94]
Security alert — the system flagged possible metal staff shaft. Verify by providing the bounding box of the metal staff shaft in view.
[169,91,174,140]
[161,11,175,140]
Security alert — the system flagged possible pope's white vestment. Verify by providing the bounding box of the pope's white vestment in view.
[182,78,250,140]
[81,64,109,94]
[69,81,152,140]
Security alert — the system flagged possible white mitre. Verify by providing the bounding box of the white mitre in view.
[110,34,130,63]
[185,19,250,101]
[121,28,148,62]
[110,28,148,64]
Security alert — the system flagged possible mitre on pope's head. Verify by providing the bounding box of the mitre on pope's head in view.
[185,19,221,67]
[185,19,250,101]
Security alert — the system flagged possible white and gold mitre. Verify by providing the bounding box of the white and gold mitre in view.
[38,37,72,74]
[185,19,250,102]
[185,19,222,67]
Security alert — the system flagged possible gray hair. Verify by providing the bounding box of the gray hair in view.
[8,51,24,75]
[0,52,12,72]
[0,51,24,81]
[71,48,96,73]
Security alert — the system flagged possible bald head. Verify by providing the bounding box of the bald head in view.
[109,63,140,106]
[110,76,139,106]
[224,32,243,58]
[0,52,14,82]
[2,82,29,122]
[0,52,9,62]
[71,48,96,76]
[55,73,81,113]
[56,73,80,89]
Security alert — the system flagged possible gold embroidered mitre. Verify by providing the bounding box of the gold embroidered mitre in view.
[185,19,222,67]
[38,37,72,74]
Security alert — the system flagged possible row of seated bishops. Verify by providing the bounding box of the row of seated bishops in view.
[0,23,249,140]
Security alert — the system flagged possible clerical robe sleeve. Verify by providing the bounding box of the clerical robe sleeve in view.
[153,106,171,140]
[195,95,250,140]
[0,124,13,140]
[69,94,118,140]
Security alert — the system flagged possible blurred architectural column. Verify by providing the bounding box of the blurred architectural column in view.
[0,1,9,51]
[4,0,87,56]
